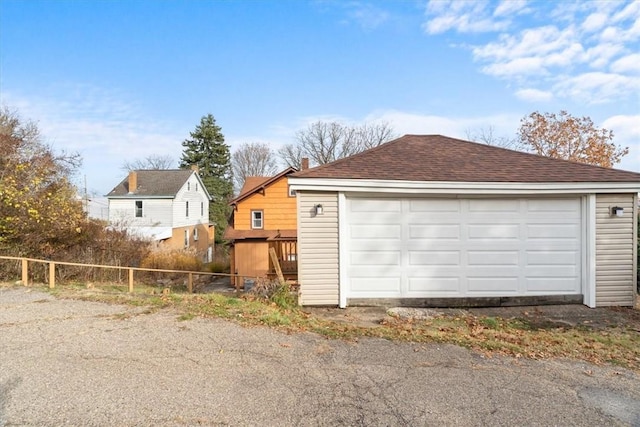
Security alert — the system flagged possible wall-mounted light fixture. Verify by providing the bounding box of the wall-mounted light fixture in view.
[314,204,324,215]
[611,206,624,217]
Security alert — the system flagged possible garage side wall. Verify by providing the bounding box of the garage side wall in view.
[595,193,636,306]
[297,191,339,305]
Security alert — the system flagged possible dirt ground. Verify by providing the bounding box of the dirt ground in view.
[303,302,640,330]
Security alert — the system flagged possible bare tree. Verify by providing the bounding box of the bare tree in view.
[232,142,278,191]
[518,111,627,168]
[279,143,305,170]
[465,126,517,149]
[279,120,396,168]
[121,154,175,172]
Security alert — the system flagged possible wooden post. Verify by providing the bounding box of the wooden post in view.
[49,262,55,289]
[128,268,134,293]
[269,247,285,283]
[187,273,193,293]
[21,258,28,286]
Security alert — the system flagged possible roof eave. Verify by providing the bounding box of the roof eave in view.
[288,178,640,195]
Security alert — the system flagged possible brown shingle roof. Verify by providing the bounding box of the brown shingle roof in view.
[239,177,270,198]
[106,169,194,197]
[291,135,640,183]
[230,167,297,205]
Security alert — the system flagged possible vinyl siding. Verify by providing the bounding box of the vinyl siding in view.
[298,191,339,305]
[234,177,297,231]
[108,198,173,226]
[173,178,210,228]
[595,193,636,306]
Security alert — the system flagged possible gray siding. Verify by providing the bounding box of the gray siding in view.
[595,193,636,306]
[298,191,339,305]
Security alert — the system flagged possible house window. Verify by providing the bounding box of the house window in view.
[251,210,263,229]
[288,185,296,197]
[186,201,189,217]
[187,182,191,191]
[184,230,189,248]
[135,201,143,217]
[195,183,198,191]
[194,227,199,241]
[201,202,204,217]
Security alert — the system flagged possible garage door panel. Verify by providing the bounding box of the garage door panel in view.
[525,265,578,277]
[351,224,401,239]
[351,278,400,294]
[407,277,460,293]
[527,250,578,265]
[527,224,580,239]
[409,199,460,212]
[468,224,520,240]
[527,199,580,214]
[409,224,460,239]
[468,199,520,212]
[467,251,518,265]
[467,278,519,293]
[467,266,520,277]
[350,251,400,266]
[346,197,582,300]
[350,199,401,212]
[526,278,580,292]
[409,251,460,265]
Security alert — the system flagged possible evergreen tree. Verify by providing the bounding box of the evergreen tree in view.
[179,114,233,243]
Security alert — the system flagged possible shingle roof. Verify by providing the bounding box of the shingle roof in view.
[238,177,271,198]
[106,169,194,197]
[230,167,297,205]
[291,135,640,183]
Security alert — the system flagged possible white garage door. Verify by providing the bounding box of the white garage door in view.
[346,197,582,299]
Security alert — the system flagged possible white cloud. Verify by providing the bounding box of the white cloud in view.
[515,88,553,102]
[554,72,640,104]
[611,53,640,74]
[494,0,529,18]
[363,109,520,141]
[581,12,608,32]
[425,1,640,105]
[344,2,390,30]
[3,85,187,194]
[423,0,511,34]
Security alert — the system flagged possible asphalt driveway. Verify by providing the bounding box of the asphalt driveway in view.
[1,287,639,426]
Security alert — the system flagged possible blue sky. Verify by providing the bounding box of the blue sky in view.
[1,0,639,196]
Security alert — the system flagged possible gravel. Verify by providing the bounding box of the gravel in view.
[1,287,639,426]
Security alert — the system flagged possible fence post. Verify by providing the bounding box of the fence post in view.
[49,262,55,289]
[21,258,28,286]
[188,272,193,293]
[128,268,134,293]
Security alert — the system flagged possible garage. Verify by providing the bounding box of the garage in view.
[290,135,640,308]
[345,196,582,299]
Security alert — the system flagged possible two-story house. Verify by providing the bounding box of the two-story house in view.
[223,165,301,288]
[106,168,214,261]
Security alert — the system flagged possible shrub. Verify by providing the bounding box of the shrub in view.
[140,248,203,272]
[249,277,297,309]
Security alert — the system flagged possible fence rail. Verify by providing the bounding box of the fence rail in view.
[0,255,250,294]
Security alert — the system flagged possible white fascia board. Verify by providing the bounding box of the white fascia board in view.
[288,178,640,195]
[107,195,174,200]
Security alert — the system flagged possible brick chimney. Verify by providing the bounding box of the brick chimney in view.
[128,171,137,194]
[301,157,309,170]
[190,164,199,173]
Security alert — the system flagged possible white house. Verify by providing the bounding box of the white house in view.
[106,168,214,261]
[289,135,640,308]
